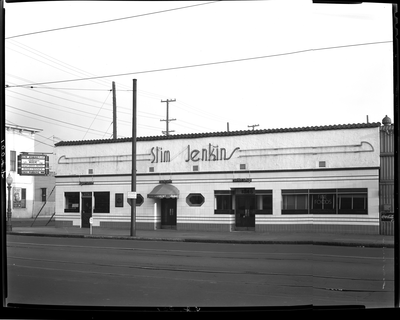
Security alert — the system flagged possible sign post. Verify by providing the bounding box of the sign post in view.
[127,191,137,207]
[89,217,93,235]
[131,79,137,237]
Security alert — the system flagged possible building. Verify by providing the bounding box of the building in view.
[54,121,383,234]
[5,124,56,221]
[5,124,41,219]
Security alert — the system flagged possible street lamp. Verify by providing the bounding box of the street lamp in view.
[6,173,13,232]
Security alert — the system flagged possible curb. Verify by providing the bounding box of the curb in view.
[6,231,394,248]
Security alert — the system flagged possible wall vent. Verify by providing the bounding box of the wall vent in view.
[318,161,326,168]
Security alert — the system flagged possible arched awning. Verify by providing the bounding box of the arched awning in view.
[147,184,179,199]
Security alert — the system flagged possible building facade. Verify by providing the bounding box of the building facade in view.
[54,122,382,234]
[5,124,40,219]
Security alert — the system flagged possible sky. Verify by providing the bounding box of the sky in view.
[4,0,395,156]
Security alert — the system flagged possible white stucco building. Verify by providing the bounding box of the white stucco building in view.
[54,122,381,234]
[5,124,40,218]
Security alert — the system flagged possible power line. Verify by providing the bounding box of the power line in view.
[6,105,108,135]
[5,1,220,39]
[83,91,112,139]
[5,40,392,88]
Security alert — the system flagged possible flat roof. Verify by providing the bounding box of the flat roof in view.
[6,124,43,133]
[54,122,381,147]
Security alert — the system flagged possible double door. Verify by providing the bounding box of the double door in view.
[161,198,177,229]
[235,194,256,231]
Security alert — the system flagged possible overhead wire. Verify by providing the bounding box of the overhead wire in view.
[5,1,221,40]
[83,90,112,139]
[5,40,393,88]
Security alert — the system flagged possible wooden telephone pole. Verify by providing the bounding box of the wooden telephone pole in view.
[248,124,259,131]
[160,99,176,136]
[112,81,117,139]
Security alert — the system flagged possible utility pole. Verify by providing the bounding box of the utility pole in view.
[248,124,259,131]
[160,99,176,136]
[131,79,137,237]
[112,81,117,139]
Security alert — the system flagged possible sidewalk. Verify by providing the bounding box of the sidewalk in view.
[6,219,395,248]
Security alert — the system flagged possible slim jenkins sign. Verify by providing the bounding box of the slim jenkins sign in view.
[18,153,49,176]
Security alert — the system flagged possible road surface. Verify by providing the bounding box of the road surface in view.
[6,235,394,309]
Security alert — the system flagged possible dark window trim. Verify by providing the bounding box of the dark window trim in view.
[186,193,205,207]
[64,192,80,213]
[93,191,110,213]
[115,193,124,207]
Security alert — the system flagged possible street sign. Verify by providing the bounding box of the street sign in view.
[89,217,93,224]
[127,191,137,199]
[17,153,49,176]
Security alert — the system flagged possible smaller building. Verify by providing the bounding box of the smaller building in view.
[5,124,41,218]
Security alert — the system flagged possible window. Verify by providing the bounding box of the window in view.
[136,194,144,206]
[338,189,368,214]
[186,193,205,207]
[94,192,110,213]
[281,188,368,215]
[310,189,336,214]
[214,190,233,214]
[115,193,124,207]
[65,192,79,212]
[41,188,47,202]
[282,190,308,214]
[255,190,272,214]
[10,151,16,171]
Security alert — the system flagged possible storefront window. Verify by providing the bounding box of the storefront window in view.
[255,190,272,214]
[282,190,308,214]
[310,189,336,214]
[282,188,368,215]
[94,192,110,213]
[214,191,233,214]
[64,192,79,212]
[338,189,367,214]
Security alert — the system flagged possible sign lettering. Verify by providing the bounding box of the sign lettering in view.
[186,144,240,162]
[18,153,49,176]
[151,147,170,163]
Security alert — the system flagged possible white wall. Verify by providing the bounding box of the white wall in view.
[5,127,36,218]
[55,127,380,176]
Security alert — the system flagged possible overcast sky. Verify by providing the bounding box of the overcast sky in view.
[4,0,394,155]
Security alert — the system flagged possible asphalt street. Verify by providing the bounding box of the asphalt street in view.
[5,234,395,310]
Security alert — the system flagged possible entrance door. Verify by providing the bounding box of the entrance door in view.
[235,194,256,231]
[81,196,92,228]
[161,198,177,229]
